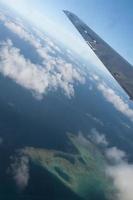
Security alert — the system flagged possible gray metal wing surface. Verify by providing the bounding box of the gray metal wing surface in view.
[64,10,133,100]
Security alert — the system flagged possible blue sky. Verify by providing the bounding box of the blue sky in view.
[0,0,133,64]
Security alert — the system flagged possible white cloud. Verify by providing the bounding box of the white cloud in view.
[5,21,30,41]
[0,40,85,98]
[0,18,85,98]
[107,163,133,200]
[98,83,133,121]
[92,74,100,81]
[4,20,64,61]
[90,128,108,146]
[4,20,50,60]
[105,146,129,200]
[90,73,133,122]
[106,147,126,164]
[11,155,29,190]
[92,131,133,200]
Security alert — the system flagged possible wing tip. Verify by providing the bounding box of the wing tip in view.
[63,10,73,16]
[63,10,68,14]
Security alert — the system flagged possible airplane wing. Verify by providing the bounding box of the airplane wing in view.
[63,10,133,100]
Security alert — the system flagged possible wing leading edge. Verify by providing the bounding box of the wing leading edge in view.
[63,10,133,100]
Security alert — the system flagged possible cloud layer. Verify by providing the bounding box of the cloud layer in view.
[90,129,133,200]
[105,147,126,164]
[4,20,58,60]
[107,164,133,200]
[0,14,86,99]
[98,83,133,121]
[3,10,133,120]
[0,39,85,98]
[91,74,133,121]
